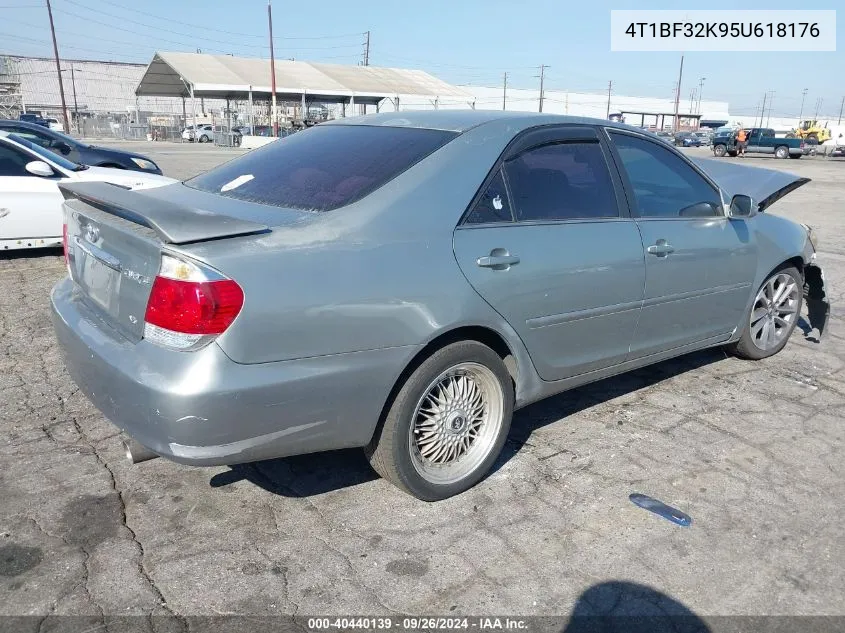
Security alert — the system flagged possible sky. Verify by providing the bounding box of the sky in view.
[2,0,843,118]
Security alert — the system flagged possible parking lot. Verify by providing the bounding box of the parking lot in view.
[1,141,843,626]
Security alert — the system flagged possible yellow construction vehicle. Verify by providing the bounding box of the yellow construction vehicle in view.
[791,120,832,144]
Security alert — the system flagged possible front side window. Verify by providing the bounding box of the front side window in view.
[609,132,722,219]
[0,143,32,176]
[8,127,52,149]
[187,124,458,212]
[503,141,619,222]
[465,169,512,224]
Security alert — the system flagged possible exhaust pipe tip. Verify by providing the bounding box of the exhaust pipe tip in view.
[123,438,159,464]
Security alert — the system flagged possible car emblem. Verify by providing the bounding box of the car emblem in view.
[83,223,100,244]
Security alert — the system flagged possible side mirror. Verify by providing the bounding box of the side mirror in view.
[729,194,758,218]
[25,160,55,177]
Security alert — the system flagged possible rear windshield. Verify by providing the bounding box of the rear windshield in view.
[185,124,458,211]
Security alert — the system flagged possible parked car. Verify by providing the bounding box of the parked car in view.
[712,127,805,159]
[674,132,703,147]
[0,120,163,173]
[46,118,64,132]
[195,124,215,143]
[0,133,175,251]
[18,113,49,127]
[50,112,829,501]
[653,130,674,144]
[692,130,712,146]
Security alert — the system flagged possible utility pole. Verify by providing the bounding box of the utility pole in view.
[689,89,696,114]
[502,72,508,111]
[838,95,844,124]
[46,0,70,133]
[69,64,79,134]
[766,90,775,126]
[606,80,612,119]
[798,88,808,122]
[760,91,767,129]
[696,77,705,116]
[537,64,547,113]
[672,54,684,132]
[268,0,278,136]
[363,30,370,66]
[814,97,823,119]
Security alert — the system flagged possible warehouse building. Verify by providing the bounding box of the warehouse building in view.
[3,52,733,138]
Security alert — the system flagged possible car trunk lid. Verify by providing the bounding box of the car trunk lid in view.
[59,181,275,342]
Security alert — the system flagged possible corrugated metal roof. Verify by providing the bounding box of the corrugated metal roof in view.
[136,52,470,101]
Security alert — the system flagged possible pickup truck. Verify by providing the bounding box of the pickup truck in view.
[712,127,805,159]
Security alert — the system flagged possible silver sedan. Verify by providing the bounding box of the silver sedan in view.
[51,111,829,501]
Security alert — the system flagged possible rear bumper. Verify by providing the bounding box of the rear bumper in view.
[50,278,419,466]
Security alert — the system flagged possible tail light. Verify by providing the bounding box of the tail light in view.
[143,254,244,351]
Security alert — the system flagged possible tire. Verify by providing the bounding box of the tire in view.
[807,133,818,143]
[714,144,727,157]
[729,266,803,360]
[775,145,789,159]
[199,134,209,143]
[365,341,514,501]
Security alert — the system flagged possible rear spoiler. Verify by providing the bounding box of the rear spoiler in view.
[59,181,270,245]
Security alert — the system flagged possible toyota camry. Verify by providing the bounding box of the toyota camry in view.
[51,111,829,501]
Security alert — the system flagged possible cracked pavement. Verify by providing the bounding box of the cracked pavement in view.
[1,143,843,627]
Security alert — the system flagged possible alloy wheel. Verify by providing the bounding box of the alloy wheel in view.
[750,273,800,351]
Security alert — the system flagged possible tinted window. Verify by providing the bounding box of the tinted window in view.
[7,126,52,148]
[186,125,458,211]
[465,169,512,224]
[0,142,32,176]
[609,132,722,218]
[504,141,619,221]
[8,134,79,171]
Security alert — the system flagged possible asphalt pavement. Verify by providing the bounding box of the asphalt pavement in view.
[1,142,843,628]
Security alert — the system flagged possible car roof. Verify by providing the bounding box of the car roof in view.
[0,119,54,132]
[324,109,647,134]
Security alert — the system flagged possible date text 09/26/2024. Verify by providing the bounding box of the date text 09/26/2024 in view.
[307,617,529,631]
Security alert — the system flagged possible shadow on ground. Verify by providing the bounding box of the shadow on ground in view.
[562,581,710,633]
[211,348,726,498]
[0,247,63,260]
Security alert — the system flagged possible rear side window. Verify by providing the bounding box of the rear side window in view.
[187,125,458,211]
[504,142,619,221]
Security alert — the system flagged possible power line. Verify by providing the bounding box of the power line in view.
[83,0,364,40]
[58,0,362,52]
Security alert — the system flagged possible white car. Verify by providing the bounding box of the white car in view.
[181,124,215,143]
[46,118,63,132]
[0,133,176,251]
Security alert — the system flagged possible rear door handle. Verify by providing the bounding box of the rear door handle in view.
[476,250,520,269]
[647,240,675,257]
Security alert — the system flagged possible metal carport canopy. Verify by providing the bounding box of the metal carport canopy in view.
[134,51,470,104]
